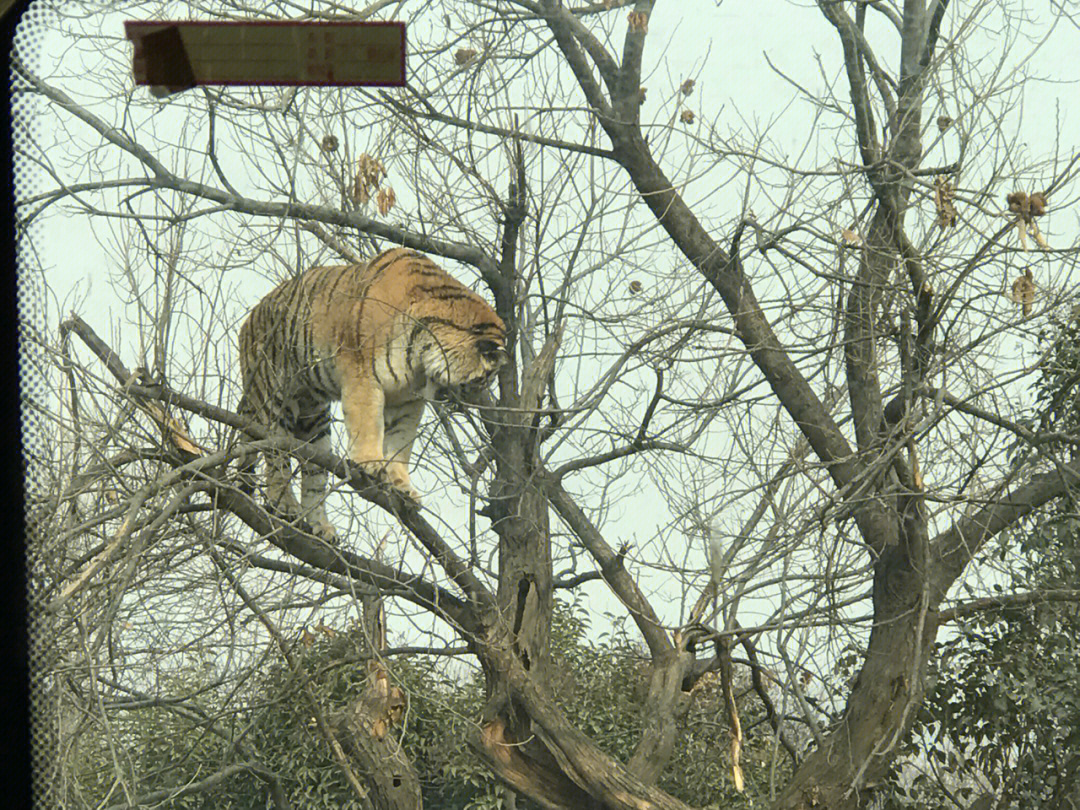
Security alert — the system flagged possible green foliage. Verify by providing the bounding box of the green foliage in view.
[1036,314,1080,444]
[544,599,792,806]
[67,667,252,810]
[882,315,1080,808]
[69,599,793,808]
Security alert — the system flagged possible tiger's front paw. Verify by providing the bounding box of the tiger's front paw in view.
[310,517,340,545]
[351,459,421,505]
[386,467,422,505]
[355,458,390,481]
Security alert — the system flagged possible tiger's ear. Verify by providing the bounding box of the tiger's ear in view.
[477,340,508,368]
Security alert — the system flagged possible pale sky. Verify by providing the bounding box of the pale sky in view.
[15,0,1080,685]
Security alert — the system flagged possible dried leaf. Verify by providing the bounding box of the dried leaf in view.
[680,78,696,96]
[351,175,369,205]
[680,108,695,124]
[1008,191,1049,250]
[360,153,386,185]
[840,228,862,246]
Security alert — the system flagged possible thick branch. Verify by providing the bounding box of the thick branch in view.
[925,385,1080,448]
[386,94,614,159]
[501,651,693,810]
[19,63,505,294]
[59,315,489,631]
[540,1,615,120]
[938,589,1080,622]
[614,1,654,122]
[543,473,671,658]
[470,718,600,810]
[818,0,886,168]
[931,458,1080,600]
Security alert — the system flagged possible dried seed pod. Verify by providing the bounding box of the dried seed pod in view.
[1028,191,1047,217]
[1007,191,1029,219]
[1010,267,1036,317]
[454,48,478,66]
[376,186,396,216]
[840,228,862,246]
[351,177,369,205]
[934,176,957,228]
[350,153,387,205]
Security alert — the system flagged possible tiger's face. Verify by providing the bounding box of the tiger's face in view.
[420,317,508,400]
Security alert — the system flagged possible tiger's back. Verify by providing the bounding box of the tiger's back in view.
[238,248,507,538]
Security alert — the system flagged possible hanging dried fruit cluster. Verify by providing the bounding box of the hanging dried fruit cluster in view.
[840,227,862,246]
[1006,190,1049,251]
[453,47,477,66]
[679,78,695,124]
[934,175,957,228]
[376,187,396,217]
[1009,267,1036,317]
[350,153,396,216]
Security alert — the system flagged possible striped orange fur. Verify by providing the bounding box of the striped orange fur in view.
[238,248,507,539]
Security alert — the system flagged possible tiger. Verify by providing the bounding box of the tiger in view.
[238,247,507,540]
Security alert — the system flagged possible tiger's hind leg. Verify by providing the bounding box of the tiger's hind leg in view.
[296,408,339,542]
[264,436,304,518]
[253,402,307,528]
[235,396,276,505]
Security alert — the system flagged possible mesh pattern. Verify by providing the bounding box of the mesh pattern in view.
[13,3,62,807]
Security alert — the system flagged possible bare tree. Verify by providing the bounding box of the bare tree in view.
[18,1,1080,809]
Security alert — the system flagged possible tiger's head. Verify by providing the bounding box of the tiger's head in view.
[415,311,508,401]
